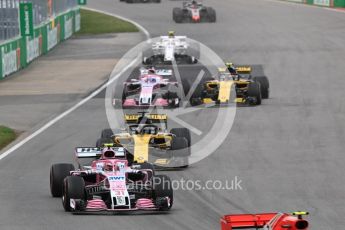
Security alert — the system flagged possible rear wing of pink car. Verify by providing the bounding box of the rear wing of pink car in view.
[74,147,126,167]
[75,147,126,158]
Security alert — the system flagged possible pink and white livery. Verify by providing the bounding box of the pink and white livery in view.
[50,145,173,213]
[114,67,181,109]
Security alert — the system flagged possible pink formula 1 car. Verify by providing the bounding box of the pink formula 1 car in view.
[50,145,173,213]
[221,211,309,230]
[113,68,181,109]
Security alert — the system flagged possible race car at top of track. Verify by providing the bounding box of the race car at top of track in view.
[220,211,309,230]
[173,0,216,23]
[114,67,181,109]
[96,112,191,168]
[50,145,173,213]
[191,64,270,106]
[142,31,200,65]
[119,0,161,3]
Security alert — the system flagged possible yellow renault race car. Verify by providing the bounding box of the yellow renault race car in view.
[191,65,269,106]
[96,113,191,168]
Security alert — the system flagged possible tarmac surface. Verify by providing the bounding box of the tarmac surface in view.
[1,0,345,229]
[0,33,144,131]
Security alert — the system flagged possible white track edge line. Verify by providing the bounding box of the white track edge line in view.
[0,8,150,161]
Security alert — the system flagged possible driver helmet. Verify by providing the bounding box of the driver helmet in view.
[148,67,156,74]
[225,62,234,69]
[168,31,175,38]
[226,62,237,74]
[104,162,114,172]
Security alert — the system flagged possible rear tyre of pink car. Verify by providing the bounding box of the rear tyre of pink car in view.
[101,128,114,139]
[132,162,155,177]
[50,163,75,197]
[96,137,112,147]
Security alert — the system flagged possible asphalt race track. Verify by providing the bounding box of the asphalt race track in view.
[1,0,345,229]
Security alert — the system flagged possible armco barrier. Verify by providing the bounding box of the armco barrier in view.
[0,8,80,80]
[285,0,345,7]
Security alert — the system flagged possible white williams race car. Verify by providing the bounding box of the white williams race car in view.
[142,31,200,65]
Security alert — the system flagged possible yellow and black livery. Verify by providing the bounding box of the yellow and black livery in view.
[96,112,191,169]
[191,64,269,106]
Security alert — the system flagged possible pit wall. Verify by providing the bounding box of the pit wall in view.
[284,0,345,7]
[0,8,80,80]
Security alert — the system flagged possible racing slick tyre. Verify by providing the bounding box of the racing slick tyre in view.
[62,176,85,212]
[190,86,203,106]
[96,137,113,147]
[170,128,191,147]
[187,56,197,64]
[189,76,213,106]
[166,91,180,108]
[142,47,154,65]
[173,8,183,23]
[190,97,202,106]
[247,82,262,105]
[207,7,216,22]
[170,137,190,157]
[170,137,190,167]
[132,162,155,178]
[164,85,181,108]
[101,129,113,139]
[50,163,75,197]
[153,0,161,2]
[253,76,269,99]
[153,175,173,211]
[126,0,134,3]
[101,128,122,139]
[186,42,200,64]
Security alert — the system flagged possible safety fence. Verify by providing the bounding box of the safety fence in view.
[285,0,345,7]
[0,0,81,79]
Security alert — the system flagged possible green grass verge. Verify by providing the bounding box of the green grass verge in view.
[76,9,139,35]
[0,126,16,150]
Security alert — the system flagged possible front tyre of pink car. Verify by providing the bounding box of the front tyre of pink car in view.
[153,175,173,211]
[62,176,85,212]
